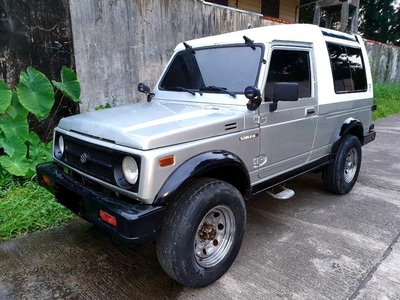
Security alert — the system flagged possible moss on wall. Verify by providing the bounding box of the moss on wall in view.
[0,0,77,141]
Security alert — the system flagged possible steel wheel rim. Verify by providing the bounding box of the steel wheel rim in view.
[194,205,235,268]
[344,148,358,183]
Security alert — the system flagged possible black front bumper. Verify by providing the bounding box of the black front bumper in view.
[36,162,166,244]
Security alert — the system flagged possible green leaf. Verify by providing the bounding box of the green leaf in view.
[26,131,53,161]
[0,115,29,142]
[0,134,26,157]
[0,80,12,113]
[6,92,29,120]
[27,131,41,146]
[0,152,30,177]
[16,67,55,118]
[0,132,7,153]
[35,112,50,122]
[24,168,35,178]
[27,141,53,177]
[52,66,81,103]
[29,144,53,164]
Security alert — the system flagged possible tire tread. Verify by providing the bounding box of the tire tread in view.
[156,178,245,288]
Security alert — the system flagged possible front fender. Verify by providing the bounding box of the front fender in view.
[153,150,250,206]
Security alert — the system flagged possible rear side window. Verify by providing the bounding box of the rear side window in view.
[327,43,367,93]
[265,49,311,101]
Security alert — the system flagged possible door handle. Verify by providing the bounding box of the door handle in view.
[306,107,315,116]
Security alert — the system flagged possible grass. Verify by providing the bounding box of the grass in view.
[0,82,399,243]
[0,178,74,242]
[372,82,400,120]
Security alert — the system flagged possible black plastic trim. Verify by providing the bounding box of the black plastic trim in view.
[251,156,331,196]
[331,118,364,154]
[363,130,376,146]
[36,162,165,244]
[154,150,251,205]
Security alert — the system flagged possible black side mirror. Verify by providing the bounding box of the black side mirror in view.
[138,83,150,94]
[270,82,299,112]
[244,86,261,111]
[138,83,154,102]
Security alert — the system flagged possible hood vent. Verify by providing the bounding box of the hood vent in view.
[225,122,237,131]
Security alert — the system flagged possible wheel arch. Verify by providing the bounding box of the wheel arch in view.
[153,150,251,206]
[331,118,364,155]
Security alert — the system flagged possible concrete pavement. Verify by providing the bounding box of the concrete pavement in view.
[0,114,400,299]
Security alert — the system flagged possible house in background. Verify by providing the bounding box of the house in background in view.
[206,0,298,23]
[206,0,360,33]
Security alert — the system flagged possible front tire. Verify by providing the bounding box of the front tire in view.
[156,178,246,288]
[322,135,362,194]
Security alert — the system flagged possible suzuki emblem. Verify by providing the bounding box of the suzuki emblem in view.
[80,152,88,164]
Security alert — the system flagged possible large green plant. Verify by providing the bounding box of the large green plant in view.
[0,66,81,178]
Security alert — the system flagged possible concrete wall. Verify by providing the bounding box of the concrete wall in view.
[0,0,74,89]
[0,0,77,142]
[69,0,399,111]
[365,40,400,84]
[70,0,262,111]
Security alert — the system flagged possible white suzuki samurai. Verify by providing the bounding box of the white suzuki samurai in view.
[37,24,376,288]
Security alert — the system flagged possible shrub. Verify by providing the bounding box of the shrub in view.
[0,66,81,178]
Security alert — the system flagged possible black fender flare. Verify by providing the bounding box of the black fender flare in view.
[331,118,364,155]
[153,150,251,206]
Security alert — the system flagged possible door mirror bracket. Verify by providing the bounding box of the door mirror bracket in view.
[244,86,262,111]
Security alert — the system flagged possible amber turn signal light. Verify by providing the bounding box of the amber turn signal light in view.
[158,155,175,167]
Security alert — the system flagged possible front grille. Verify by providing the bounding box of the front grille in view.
[63,137,114,183]
[67,141,113,166]
[55,133,140,192]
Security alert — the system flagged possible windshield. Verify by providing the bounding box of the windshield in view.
[159,45,263,94]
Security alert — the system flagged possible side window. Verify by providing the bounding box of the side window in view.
[347,47,367,91]
[265,49,311,101]
[327,43,367,93]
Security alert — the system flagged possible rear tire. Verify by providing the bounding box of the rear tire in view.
[322,135,362,194]
[156,178,246,288]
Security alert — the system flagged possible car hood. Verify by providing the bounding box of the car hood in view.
[58,101,244,150]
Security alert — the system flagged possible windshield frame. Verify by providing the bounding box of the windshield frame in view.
[158,43,265,96]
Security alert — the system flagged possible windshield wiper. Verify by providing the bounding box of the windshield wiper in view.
[200,86,236,98]
[164,86,202,96]
[243,35,255,50]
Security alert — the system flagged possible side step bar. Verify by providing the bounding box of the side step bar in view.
[266,185,295,200]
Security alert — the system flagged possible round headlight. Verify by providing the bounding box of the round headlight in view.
[58,135,65,154]
[122,156,139,185]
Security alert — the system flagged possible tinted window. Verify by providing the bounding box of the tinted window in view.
[327,43,367,93]
[347,47,367,91]
[265,50,311,100]
[160,46,263,93]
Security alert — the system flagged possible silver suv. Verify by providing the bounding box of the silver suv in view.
[37,24,376,288]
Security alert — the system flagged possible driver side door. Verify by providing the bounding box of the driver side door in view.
[258,46,318,179]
